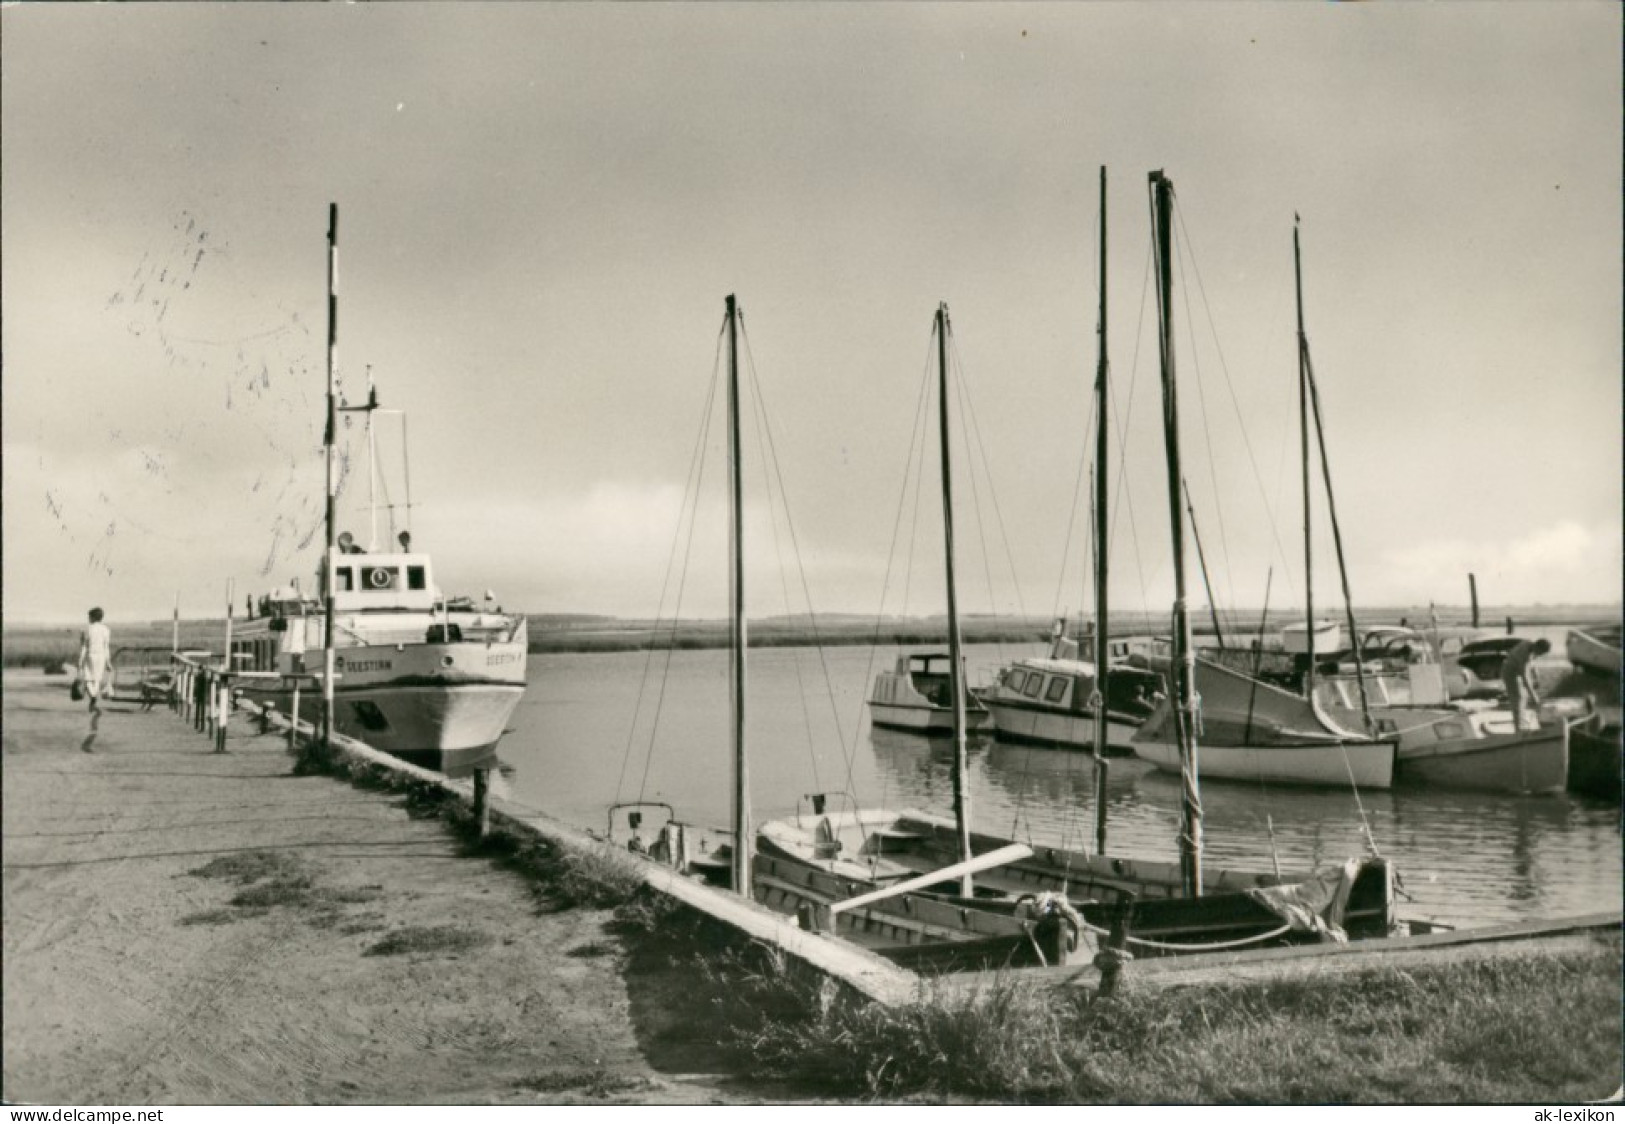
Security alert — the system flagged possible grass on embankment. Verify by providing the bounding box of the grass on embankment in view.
[714,934,1624,1103]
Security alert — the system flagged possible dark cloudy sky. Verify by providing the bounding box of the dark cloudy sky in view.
[4,3,1619,624]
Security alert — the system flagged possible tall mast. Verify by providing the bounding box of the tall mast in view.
[1149,170,1202,897]
[1090,166,1112,854]
[366,364,377,551]
[936,303,974,892]
[1297,224,1373,730]
[322,203,339,752]
[1295,217,1316,698]
[726,295,752,895]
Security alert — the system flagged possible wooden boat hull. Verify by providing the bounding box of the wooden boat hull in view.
[1568,719,1622,801]
[1395,720,1569,794]
[1566,628,1623,677]
[755,808,1398,952]
[869,698,993,734]
[1132,737,1396,789]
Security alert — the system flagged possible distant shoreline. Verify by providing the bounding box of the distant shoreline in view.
[4,607,1618,665]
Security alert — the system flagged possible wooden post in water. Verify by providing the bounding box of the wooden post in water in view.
[472,767,491,841]
[172,591,180,655]
[1469,573,1480,629]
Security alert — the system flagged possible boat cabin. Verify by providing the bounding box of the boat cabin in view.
[330,551,438,612]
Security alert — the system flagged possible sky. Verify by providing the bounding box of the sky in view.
[3,3,1621,626]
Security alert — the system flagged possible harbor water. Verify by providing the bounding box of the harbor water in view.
[499,641,1620,929]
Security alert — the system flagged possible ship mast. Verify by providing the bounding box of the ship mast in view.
[1149,170,1203,897]
[935,303,974,892]
[1090,166,1112,854]
[322,203,339,752]
[726,295,751,895]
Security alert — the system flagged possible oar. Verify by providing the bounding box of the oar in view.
[826,842,1034,917]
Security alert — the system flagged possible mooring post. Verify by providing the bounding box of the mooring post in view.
[289,677,303,751]
[472,767,491,840]
[1093,893,1136,999]
[215,675,229,753]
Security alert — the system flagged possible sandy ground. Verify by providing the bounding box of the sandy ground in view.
[1,671,768,1105]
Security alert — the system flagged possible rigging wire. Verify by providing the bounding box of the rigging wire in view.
[737,315,866,814]
[1172,207,1242,624]
[743,329,824,796]
[848,326,941,816]
[1171,201,1302,613]
[614,318,726,806]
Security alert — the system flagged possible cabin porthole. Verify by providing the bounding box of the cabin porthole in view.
[441,655,455,668]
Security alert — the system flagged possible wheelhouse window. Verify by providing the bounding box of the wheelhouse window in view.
[1022,674,1044,699]
[360,565,399,591]
[1007,670,1028,694]
[407,566,427,591]
[335,567,354,592]
[1045,677,1069,704]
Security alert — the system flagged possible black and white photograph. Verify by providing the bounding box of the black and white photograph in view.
[3,2,1621,1109]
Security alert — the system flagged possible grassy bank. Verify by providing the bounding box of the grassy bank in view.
[715,934,1623,1103]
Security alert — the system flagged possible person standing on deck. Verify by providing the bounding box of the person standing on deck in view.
[78,607,112,712]
[1501,637,1551,731]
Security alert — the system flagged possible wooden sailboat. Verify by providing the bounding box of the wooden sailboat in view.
[1131,202,1398,790]
[761,173,1399,961]
[1281,218,1569,795]
[755,302,1082,969]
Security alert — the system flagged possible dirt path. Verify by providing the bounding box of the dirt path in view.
[1,671,766,1105]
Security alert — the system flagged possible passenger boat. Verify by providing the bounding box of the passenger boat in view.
[233,554,527,775]
[867,651,992,734]
[230,205,526,776]
[1566,625,1623,677]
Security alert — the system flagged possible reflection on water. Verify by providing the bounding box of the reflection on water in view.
[502,644,1621,927]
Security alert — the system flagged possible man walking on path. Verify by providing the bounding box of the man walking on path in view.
[1501,637,1551,731]
[77,607,111,712]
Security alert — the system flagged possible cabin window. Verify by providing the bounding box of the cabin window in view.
[1007,670,1027,694]
[335,567,354,592]
[407,566,427,591]
[1045,677,1068,704]
[1023,674,1044,699]
[361,565,398,591]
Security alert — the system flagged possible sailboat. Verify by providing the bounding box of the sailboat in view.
[760,172,1399,961]
[1131,205,1399,790]
[610,298,1076,968]
[232,206,528,776]
[1166,212,1571,796]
